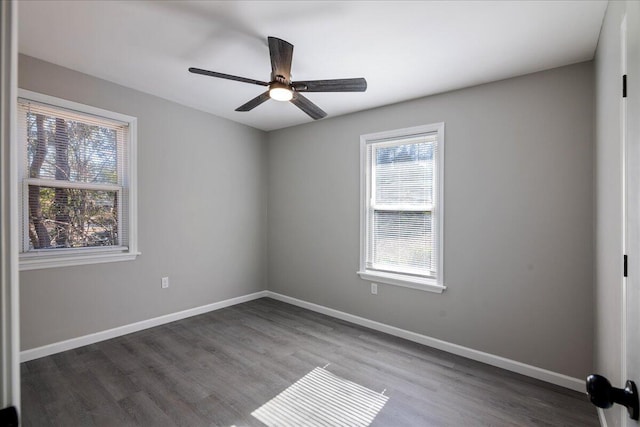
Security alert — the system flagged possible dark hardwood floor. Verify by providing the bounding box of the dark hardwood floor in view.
[21,298,598,426]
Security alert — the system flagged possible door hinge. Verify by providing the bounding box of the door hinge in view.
[623,74,627,98]
[624,254,628,277]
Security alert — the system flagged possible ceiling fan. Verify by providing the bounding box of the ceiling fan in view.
[189,36,367,120]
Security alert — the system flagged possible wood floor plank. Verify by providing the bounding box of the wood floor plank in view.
[118,391,177,427]
[21,297,598,426]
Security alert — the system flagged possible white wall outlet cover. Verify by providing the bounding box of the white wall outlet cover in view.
[161,277,169,288]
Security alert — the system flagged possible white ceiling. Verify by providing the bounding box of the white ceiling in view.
[18,1,607,131]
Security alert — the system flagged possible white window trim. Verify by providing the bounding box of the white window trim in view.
[357,123,445,293]
[17,89,139,270]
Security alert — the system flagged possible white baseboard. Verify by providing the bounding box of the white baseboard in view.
[20,288,587,395]
[265,291,586,393]
[20,290,269,362]
[597,408,608,427]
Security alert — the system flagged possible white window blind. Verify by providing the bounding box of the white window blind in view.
[359,123,444,292]
[17,90,138,270]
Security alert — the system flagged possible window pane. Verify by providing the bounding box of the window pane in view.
[28,185,118,250]
[375,141,433,205]
[26,113,118,184]
[372,211,433,273]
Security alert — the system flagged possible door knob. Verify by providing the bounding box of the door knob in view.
[586,374,639,420]
[0,406,18,427]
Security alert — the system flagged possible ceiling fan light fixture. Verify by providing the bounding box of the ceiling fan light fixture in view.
[189,36,365,120]
[269,82,293,101]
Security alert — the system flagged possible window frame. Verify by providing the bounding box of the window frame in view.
[17,89,139,270]
[357,123,445,293]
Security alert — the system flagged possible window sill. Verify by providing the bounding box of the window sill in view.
[357,270,446,293]
[20,248,140,271]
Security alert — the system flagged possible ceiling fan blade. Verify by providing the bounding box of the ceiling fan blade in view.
[268,37,294,82]
[235,91,271,112]
[290,93,327,120]
[189,67,269,86]
[292,78,367,92]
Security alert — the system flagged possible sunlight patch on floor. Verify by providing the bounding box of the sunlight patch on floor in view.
[252,367,388,427]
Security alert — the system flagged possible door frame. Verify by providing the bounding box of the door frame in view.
[622,11,628,424]
[625,1,640,426]
[0,0,20,415]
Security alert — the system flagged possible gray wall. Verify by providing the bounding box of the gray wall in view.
[594,2,627,426]
[19,54,596,382]
[267,62,594,379]
[19,55,268,350]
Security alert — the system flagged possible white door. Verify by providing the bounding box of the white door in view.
[0,0,20,423]
[626,1,640,426]
[588,3,640,425]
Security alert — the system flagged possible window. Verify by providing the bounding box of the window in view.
[18,90,138,270]
[358,123,444,293]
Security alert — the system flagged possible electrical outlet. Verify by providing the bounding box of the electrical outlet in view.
[161,277,169,289]
[371,283,378,295]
